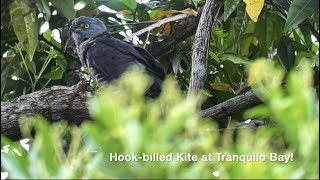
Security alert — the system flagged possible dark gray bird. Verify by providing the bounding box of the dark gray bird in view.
[69,16,165,98]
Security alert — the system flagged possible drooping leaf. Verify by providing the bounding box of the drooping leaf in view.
[172,55,181,75]
[234,1,249,38]
[1,64,11,96]
[284,0,319,31]
[209,51,220,63]
[10,0,38,60]
[172,8,198,16]
[51,0,76,19]
[25,59,37,75]
[36,0,51,20]
[277,36,296,71]
[315,9,319,29]
[240,20,256,56]
[159,23,172,36]
[273,0,290,9]
[151,10,173,20]
[219,54,250,64]
[224,0,240,21]
[151,8,197,21]
[209,82,235,93]
[243,0,265,22]
[42,66,64,80]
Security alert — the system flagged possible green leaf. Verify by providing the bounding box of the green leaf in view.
[219,54,250,64]
[76,0,98,17]
[209,51,220,63]
[209,82,235,93]
[43,30,62,49]
[224,0,240,21]
[277,36,296,71]
[51,0,76,19]
[120,0,137,11]
[235,1,248,37]
[315,9,319,29]
[25,59,37,75]
[273,0,290,9]
[36,0,51,20]
[10,0,38,60]
[42,66,64,80]
[284,0,319,31]
[97,0,131,11]
[1,64,11,96]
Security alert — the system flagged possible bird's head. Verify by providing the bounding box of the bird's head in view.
[69,16,107,47]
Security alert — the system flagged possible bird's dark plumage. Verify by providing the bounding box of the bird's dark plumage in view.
[69,16,165,97]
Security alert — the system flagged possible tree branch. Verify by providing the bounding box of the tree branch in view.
[148,15,199,58]
[1,83,93,140]
[188,0,223,96]
[124,14,192,41]
[200,90,262,119]
[201,66,319,120]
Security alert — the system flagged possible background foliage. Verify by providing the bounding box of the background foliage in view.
[1,0,319,179]
[2,0,319,111]
[1,63,319,179]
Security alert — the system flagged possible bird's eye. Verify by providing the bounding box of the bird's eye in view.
[84,24,90,28]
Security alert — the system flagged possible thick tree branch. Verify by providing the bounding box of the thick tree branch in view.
[148,15,199,58]
[201,66,320,120]
[188,0,223,95]
[200,90,262,119]
[1,83,93,140]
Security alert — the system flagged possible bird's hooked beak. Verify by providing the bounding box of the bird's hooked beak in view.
[74,27,83,33]
[66,24,83,51]
[69,24,84,36]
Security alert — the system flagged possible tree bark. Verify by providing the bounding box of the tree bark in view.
[148,16,199,58]
[200,90,262,119]
[188,0,223,96]
[1,83,93,140]
[0,84,260,141]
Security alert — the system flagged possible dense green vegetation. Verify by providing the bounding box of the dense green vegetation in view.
[1,0,319,179]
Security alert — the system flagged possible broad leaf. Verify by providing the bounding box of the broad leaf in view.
[209,82,235,93]
[120,0,137,12]
[51,0,76,19]
[1,64,11,96]
[219,54,250,64]
[284,0,319,31]
[25,59,36,75]
[243,0,265,22]
[277,36,296,71]
[42,66,64,80]
[209,51,220,63]
[315,9,319,29]
[10,0,38,60]
[224,0,240,21]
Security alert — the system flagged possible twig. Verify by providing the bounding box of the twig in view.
[124,14,190,41]
[107,20,157,28]
[38,35,79,62]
